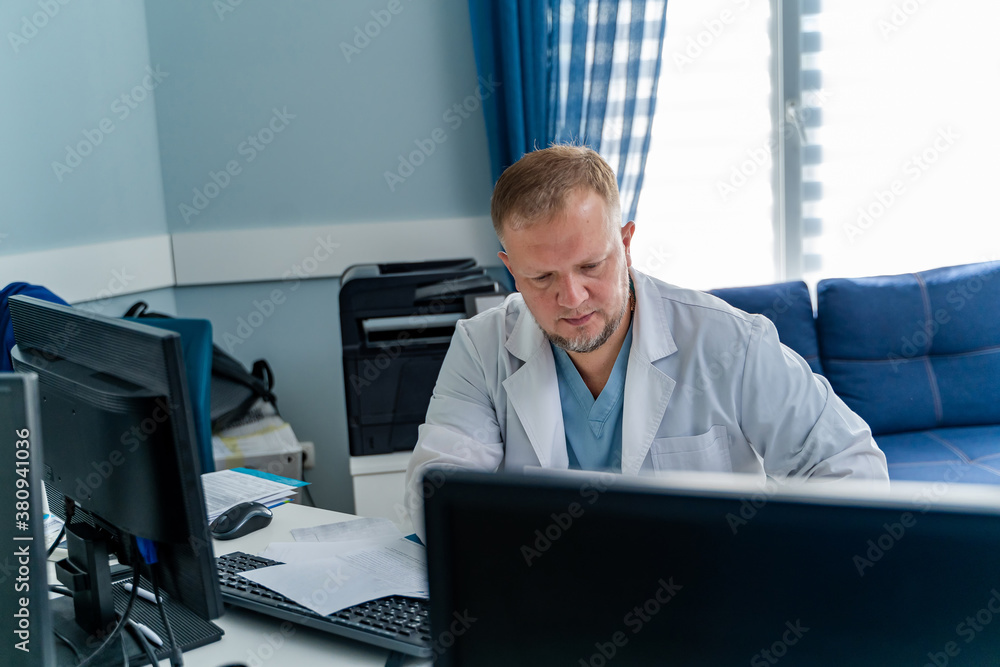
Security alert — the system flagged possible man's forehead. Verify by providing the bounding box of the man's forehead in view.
[506,231,616,273]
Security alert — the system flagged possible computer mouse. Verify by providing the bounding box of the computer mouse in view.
[210,501,273,540]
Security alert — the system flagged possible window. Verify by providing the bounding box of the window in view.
[635,0,1000,291]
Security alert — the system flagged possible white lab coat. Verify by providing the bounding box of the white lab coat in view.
[405,268,888,539]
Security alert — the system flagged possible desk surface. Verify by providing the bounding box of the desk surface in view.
[198,503,432,667]
[53,504,430,667]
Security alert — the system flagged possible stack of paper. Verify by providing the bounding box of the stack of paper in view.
[201,468,306,522]
[237,517,429,616]
[211,403,302,470]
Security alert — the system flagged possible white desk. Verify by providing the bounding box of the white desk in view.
[52,504,430,667]
[190,503,431,667]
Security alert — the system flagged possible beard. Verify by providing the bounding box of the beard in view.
[544,268,631,354]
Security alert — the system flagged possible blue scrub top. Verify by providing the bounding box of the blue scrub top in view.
[551,321,633,472]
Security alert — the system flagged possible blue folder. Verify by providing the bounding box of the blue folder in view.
[127,317,215,474]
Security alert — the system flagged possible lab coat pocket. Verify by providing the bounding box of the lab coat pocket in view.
[650,425,732,473]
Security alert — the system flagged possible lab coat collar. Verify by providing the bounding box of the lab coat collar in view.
[504,297,545,362]
[621,268,677,475]
[629,268,677,362]
[502,307,566,468]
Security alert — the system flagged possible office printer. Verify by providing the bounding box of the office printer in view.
[340,259,507,456]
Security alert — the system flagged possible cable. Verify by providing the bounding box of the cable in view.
[47,497,76,558]
[126,620,159,667]
[54,628,83,662]
[150,564,183,667]
[46,524,66,558]
[48,584,72,597]
[120,634,130,667]
[76,549,141,667]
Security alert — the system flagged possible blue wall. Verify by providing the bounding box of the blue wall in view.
[141,0,494,512]
[3,0,494,514]
[144,0,494,232]
[0,0,167,256]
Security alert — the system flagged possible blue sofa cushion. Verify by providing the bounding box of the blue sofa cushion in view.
[817,261,1000,436]
[709,281,823,375]
[878,425,1000,484]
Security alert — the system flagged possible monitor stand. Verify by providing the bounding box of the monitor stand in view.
[50,531,224,667]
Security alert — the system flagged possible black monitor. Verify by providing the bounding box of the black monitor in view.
[9,295,223,665]
[1,373,56,667]
[425,470,1000,666]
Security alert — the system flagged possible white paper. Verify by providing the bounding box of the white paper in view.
[201,469,297,521]
[290,517,402,543]
[44,514,64,539]
[338,539,428,596]
[261,536,401,564]
[240,538,428,616]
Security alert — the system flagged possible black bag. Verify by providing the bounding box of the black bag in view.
[123,301,278,432]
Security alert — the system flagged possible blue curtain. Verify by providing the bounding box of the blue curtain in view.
[469,0,669,223]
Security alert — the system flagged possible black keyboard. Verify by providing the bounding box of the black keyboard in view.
[216,551,433,658]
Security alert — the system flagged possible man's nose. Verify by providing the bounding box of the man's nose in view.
[557,274,587,309]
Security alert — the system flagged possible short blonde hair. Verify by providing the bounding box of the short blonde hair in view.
[490,145,621,246]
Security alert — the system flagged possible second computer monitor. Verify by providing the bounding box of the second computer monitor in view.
[425,471,1000,666]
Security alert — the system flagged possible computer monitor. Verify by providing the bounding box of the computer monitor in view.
[1,372,56,667]
[9,295,223,664]
[425,470,1000,666]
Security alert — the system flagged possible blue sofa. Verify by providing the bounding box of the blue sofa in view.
[709,260,1000,485]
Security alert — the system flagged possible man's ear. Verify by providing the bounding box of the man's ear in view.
[498,251,519,292]
[621,221,636,267]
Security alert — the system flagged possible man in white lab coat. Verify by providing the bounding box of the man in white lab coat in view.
[405,145,887,540]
